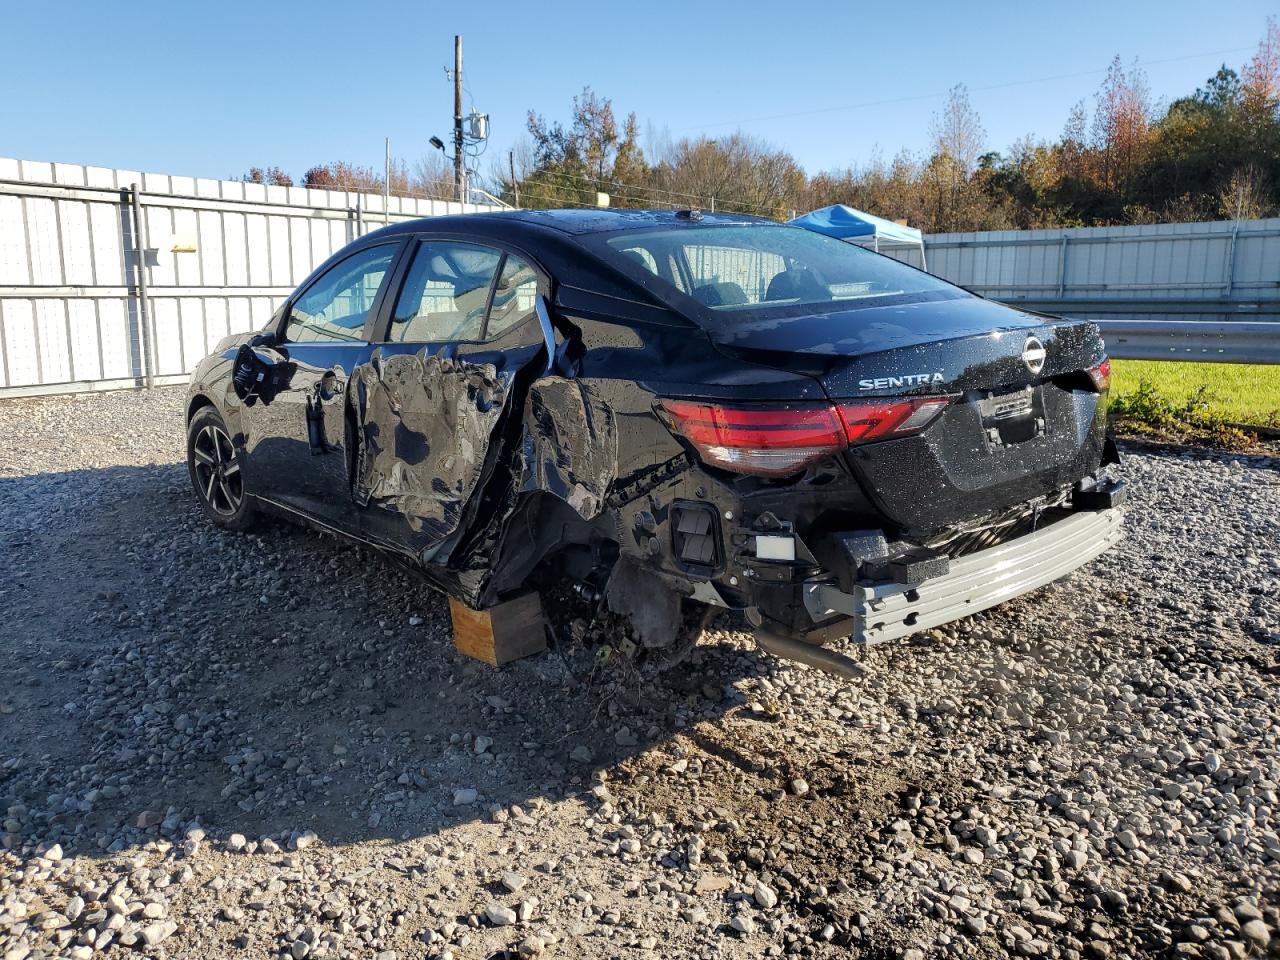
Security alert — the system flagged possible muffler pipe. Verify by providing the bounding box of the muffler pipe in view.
[754,629,864,680]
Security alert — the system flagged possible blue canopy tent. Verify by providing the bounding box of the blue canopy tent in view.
[789,205,928,271]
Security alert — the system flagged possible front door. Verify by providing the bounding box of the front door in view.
[244,241,403,531]
[350,238,547,565]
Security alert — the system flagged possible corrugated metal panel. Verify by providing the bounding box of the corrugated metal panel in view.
[0,195,27,284]
[66,299,100,380]
[2,300,39,386]
[98,299,131,380]
[34,300,70,384]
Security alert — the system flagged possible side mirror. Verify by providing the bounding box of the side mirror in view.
[232,343,294,406]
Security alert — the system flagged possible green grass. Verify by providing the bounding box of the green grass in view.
[1110,360,1280,427]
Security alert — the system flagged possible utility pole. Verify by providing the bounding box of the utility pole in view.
[384,137,390,224]
[453,35,466,204]
[509,151,519,208]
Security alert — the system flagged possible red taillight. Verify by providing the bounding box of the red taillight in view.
[1088,357,1112,392]
[836,397,953,443]
[657,400,845,477]
[658,396,952,477]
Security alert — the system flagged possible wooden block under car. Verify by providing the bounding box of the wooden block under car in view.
[448,592,547,667]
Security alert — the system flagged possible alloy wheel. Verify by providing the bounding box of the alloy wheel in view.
[191,423,243,516]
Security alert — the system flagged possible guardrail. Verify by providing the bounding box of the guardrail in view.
[997,296,1277,318]
[982,296,1280,365]
[1094,320,1280,364]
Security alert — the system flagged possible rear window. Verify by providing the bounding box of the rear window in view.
[594,224,963,319]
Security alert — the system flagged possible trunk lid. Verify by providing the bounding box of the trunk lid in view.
[708,294,1110,535]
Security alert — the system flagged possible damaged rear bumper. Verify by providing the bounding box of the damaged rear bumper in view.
[800,505,1124,646]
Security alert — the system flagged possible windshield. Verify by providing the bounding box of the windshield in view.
[594,223,962,317]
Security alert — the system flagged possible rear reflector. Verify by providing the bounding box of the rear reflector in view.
[659,396,953,477]
[1087,357,1112,392]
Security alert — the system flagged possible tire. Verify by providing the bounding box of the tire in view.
[646,599,718,672]
[187,405,256,531]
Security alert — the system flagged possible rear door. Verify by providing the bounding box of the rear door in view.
[351,237,547,563]
[244,241,404,530]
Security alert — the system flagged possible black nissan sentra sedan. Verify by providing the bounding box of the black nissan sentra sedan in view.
[185,209,1124,677]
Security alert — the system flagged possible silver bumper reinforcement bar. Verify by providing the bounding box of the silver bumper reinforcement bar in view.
[803,507,1124,645]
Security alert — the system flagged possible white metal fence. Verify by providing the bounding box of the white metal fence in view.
[0,157,498,398]
[892,218,1279,306]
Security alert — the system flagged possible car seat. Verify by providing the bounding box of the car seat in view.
[765,266,829,303]
[691,281,749,308]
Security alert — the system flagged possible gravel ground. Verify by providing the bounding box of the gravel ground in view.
[1,386,1278,960]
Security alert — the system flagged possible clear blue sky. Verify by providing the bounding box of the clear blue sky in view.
[3,0,1273,184]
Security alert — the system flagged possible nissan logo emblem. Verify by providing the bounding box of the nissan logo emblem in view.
[1022,336,1046,375]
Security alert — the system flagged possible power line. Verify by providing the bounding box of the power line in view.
[680,45,1257,132]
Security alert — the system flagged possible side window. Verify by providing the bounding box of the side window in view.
[286,244,397,343]
[387,241,501,343]
[485,255,539,339]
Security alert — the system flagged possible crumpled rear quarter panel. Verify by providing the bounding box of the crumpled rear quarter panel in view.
[517,377,618,519]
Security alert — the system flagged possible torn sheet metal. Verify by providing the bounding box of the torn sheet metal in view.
[444,376,622,607]
[517,377,618,520]
[346,348,625,611]
[352,346,512,557]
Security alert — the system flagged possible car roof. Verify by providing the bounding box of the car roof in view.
[365,207,777,241]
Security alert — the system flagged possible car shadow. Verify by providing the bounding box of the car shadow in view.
[0,461,765,860]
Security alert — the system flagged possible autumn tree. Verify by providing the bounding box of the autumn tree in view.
[242,166,293,187]
[1090,57,1152,194]
[919,85,995,231]
[649,133,805,218]
[302,162,384,193]
[520,87,647,207]
[1241,16,1280,118]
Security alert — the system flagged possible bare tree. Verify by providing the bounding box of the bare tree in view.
[1218,165,1274,219]
[922,86,990,231]
[930,84,986,175]
[412,152,455,200]
[1059,100,1089,180]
